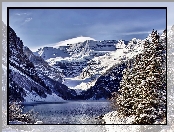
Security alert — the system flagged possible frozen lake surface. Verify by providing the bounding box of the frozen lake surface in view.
[22,100,113,124]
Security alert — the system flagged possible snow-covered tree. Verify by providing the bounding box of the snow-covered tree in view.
[9,102,37,124]
[113,29,166,124]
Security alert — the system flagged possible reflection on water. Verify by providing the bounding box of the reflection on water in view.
[22,101,112,124]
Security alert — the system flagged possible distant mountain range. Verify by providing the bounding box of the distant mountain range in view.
[6,23,167,102]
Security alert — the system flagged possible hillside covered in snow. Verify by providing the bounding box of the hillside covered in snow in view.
[6,21,167,126]
[8,23,166,102]
[8,25,77,102]
[33,35,144,99]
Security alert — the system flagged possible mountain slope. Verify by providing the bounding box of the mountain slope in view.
[8,25,77,102]
[78,32,165,100]
[9,26,52,102]
[24,46,63,83]
[35,39,130,86]
[32,35,145,100]
[79,62,127,100]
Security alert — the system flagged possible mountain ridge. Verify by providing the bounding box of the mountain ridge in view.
[7,23,167,101]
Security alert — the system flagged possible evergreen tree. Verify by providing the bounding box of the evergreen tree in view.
[9,102,37,124]
[114,29,166,124]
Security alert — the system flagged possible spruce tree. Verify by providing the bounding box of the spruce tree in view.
[115,30,166,124]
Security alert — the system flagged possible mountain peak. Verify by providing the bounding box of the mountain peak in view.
[53,36,96,48]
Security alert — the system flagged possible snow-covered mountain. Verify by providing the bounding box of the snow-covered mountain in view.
[33,38,129,89]
[8,23,166,101]
[32,34,146,100]
[23,46,63,83]
[8,25,77,102]
[76,38,145,99]
[34,38,120,59]
[32,30,166,100]
[33,38,127,79]
[33,36,96,60]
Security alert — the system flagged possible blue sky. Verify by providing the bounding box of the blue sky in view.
[8,8,166,51]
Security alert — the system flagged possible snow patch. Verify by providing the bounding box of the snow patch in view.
[103,111,135,124]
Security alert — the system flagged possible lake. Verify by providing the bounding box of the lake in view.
[22,100,113,124]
